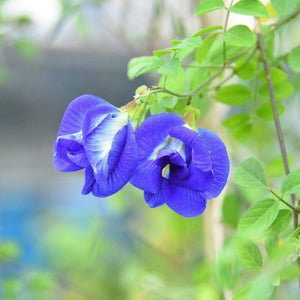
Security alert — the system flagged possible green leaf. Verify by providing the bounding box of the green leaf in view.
[235,60,256,79]
[281,168,300,194]
[223,25,256,47]
[196,32,219,63]
[222,114,250,129]
[184,37,203,47]
[234,157,267,188]
[235,237,263,271]
[258,81,294,100]
[238,198,279,237]
[206,39,243,65]
[265,209,292,235]
[127,56,164,79]
[158,57,180,75]
[222,194,242,228]
[287,45,300,73]
[161,66,186,92]
[259,68,287,85]
[262,26,275,61]
[230,0,269,17]
[232,283,252,300]
[256,102,285,121]
[194,0,225,15]
[153,49,174,57]
[192,25,223,37]
[271,0,299,17]
[215,84,252,106]
[265,234,279,258]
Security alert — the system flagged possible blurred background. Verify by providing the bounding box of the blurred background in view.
[0,0,299,299]
[0,0,220,299]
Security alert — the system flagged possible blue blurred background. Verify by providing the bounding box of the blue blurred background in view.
[0,1,210,299]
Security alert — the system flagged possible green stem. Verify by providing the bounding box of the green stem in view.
[223,0,235,63]
[181,64,233,69]
[268,189,300,213]
[142,47,251,100]
[266,9,300,37]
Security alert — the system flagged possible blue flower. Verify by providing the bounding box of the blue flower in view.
[130,113,230,217]
[53,94,137,197]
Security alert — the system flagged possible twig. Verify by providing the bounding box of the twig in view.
[141,47,251,100]
[268,189,300,213]
[256,18,298,229]
[181,64,233,69]
[266,9,300,37]
[256,18,300,287]
[223,0,235,63]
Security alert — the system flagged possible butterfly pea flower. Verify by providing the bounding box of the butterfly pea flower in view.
[130,113,229,218]
[53,94,137,197]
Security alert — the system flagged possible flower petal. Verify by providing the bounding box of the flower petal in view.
[162,180,207,217]
[156,148,186,168]
[134,113,184,157]
[144,190,165,208]
[83,111,129,171]
[198,129,230,199]
[169,126,212,171]
[169,162,214,191]
[82,166,95,194]
[130,159,162,193]
[130,113,184,192]
[94,123,137,196]
[82,104,119,137]
[53,133,85,172]
[57,94,112,136]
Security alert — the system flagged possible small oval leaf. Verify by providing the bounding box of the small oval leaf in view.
[215,84,252,105]
[281,169,300,195]
[234,157,267,189]
[238,198,279,237]
[230,0,269,18]
[194,0,225,15]
[222,114,250,129]
[256,102,285,121]
[288,45,300,73]
[223,25,256,47]
[265,209,292,235]
[235,237,263,271]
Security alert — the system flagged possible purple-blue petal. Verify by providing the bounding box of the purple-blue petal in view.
[130,113,184,192]
[89,122,137,197]
[144,190,165,208]
[162,180,207,218]
[169,126,212,171]
[198,128,230,199]
[53,133,85,172]
[134,113,184,157]
[82,166,95,195]
[82,104,119,138]
[156,149,186,168]
[57,94,112,136]
[130,159,162,193]
[168,162,214,191]
[83,111,128,171]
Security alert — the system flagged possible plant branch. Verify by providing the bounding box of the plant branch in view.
[140,47,251,100]
[268,189,300,213]
[181,64,233,69]
[256,19,298,231]
[266,9,300,37]
[223,0,235,63]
